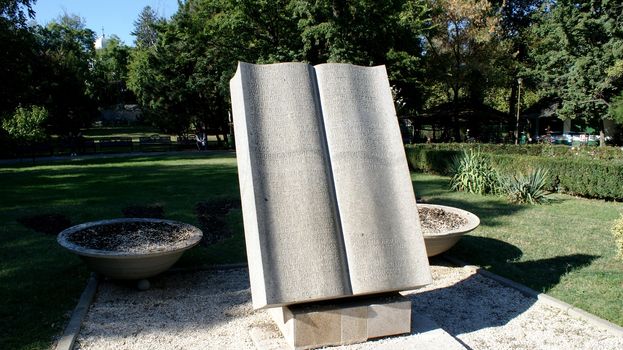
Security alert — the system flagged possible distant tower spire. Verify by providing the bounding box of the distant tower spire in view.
[95,27,107,50]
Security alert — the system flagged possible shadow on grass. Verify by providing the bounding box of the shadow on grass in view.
[412,176,450,198]
[1,159,240,219]
[449,236,598,293]
[0,154,242,349]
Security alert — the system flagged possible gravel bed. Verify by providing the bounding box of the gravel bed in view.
[419,207,468,234]
[66,222,197,253]
[74,264,623,350]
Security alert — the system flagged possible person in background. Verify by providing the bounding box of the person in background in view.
[196,129,207,150]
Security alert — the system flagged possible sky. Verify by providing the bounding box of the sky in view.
[32,0,179,46]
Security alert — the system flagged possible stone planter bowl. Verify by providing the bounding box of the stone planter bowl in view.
[419,204,480,257]
[57,218,203,280]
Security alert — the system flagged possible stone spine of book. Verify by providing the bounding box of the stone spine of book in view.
[230,62,431,309]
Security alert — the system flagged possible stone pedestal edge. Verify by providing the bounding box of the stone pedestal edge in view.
[265,294,412,349]
[54,273,99,350]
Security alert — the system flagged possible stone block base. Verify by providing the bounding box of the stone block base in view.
[267,293,411,349]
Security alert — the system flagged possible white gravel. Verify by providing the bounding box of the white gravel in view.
[74,263,623,350]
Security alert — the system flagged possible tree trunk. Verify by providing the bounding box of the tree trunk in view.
[508,81,517,117]
[452,85,460,141]
[599,118,606,147]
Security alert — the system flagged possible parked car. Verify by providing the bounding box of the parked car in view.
[539,132,572,145]
[539,132,600,146]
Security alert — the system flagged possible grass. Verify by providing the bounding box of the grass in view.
[413,173,623,326]
[0,153,244,350]
[80,125,221,142]
[80,125,164,139]
[1,154,622,349]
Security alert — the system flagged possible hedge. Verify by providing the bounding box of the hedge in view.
[405,144,623,200]
[406,143,623,160]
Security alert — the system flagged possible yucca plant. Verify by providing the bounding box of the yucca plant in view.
[449,149,499,195]
[611,214,623,262]
[500,168,550,204]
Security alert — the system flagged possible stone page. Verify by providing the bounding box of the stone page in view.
[230,62,351,309]
[314,63,432,294]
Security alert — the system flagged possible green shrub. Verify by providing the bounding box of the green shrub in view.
[404,146,458,174]
[405,143,623,161]
[406,144,623,200]
[500,168,550,204]
[612,215,623,261]
[449,149,499,195]
[489,155,623,199]
[1,105,48,142]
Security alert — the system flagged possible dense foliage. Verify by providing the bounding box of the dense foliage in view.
[1,8,99,136]
[406,144,623,200]
[526,0,623,142]
[91,35,133,108]
[405,142,623,160]
[35,14,98,134]
[131,6,160,48]
[0,2,131,140]
[2,0,623,142]
[125,0,434,137]
[1,105,48,143]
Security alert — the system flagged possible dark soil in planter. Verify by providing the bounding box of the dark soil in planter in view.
[66,222,196,253]
[195,199,241,246]
[17,213,71,235]
[419,207,468,235]
[122,204,164,219]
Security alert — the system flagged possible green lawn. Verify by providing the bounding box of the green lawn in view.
[413,173,623,326]
[1,155,622,349]
[0,153,244,350]
[80,125,164,139]
[80,125,221,142]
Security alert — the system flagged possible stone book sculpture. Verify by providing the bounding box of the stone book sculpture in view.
[230,62,431,310]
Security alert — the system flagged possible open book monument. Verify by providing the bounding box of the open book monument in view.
[230,62,432,349]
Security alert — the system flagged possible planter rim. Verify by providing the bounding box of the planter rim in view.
[418,203,480,236]
[57,218,203,258]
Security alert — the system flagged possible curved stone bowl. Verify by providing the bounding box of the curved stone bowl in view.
[57,218,203,280]
[418,204,480,257]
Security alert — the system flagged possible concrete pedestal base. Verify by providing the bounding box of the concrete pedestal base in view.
[249,297,466,350]
[266,293,412,349]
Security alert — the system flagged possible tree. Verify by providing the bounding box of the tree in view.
[128,0,304,137]
[526,0,623,145]
[34,14,98,134]
[292,0,432,116]
[131,6,161,48]
[0,0,36,27]
[91,35,133,107]
[0,0,38,119]
[128,0,433,138]
[1,105,48,143]
[423,0,510,106]
[609,92,623,125]
[420,0,513,141]
[493,0,544,116]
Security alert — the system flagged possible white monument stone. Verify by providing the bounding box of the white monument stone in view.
[230,62,431,310]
